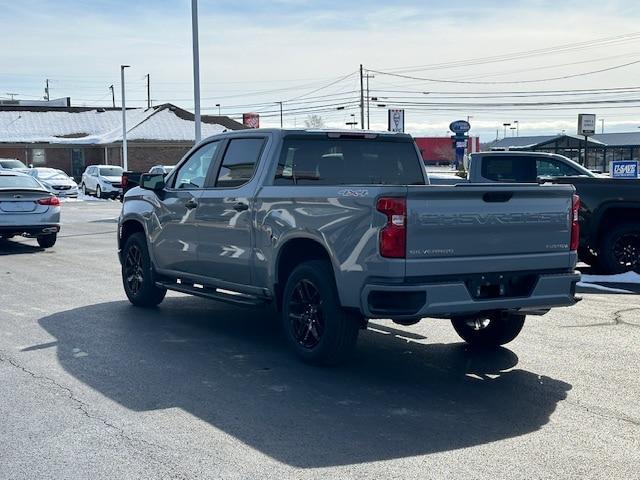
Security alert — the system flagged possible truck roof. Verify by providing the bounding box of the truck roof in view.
[202,128,412,142]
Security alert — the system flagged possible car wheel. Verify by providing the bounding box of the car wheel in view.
[578,246,605,273]
[598,223,640,274]
[96,185,102,199]
[37,233,57,248]
[121,232,166,307]
[451,312,525,347]
[281,260,361,365]
[81,183,87,195]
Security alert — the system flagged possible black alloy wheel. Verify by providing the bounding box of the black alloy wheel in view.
[599,223,640,274]
[612,232,640,272]
[121,232,166,307]
[281,260,360,365]
[288,279,325,349]
[124,243,144,296]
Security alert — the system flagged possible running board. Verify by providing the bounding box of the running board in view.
[155,280,267,307]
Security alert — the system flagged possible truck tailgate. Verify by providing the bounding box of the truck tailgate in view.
[405,184,576,276]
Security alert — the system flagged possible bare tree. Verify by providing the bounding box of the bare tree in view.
[304,115,325,129]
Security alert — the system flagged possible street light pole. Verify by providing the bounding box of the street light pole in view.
[276,101,283,128]
[120,65,130,171]
[600,118,605,134]
[215,103,221,115]
[503,123,511,139]
[191,0,202,143]
[514,120,519,136]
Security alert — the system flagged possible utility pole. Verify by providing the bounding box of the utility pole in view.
[364,73,374,130]
[145,74,151,108]
[191,0,202,143]
[359,64,365,129]
[276,101,283,128]
[121,65,130,171]
[109,85,115,108]
[44,79,50,101]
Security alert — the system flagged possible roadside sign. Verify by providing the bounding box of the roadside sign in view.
[610,160,639,178]
[388,109,405,132]
[578,114,596,136]
[243,113,260,129]
[449,120,471,134]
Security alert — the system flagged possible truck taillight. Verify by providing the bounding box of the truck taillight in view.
[376,197,406,258]
[37,196,60,207]
[570,194,580,251]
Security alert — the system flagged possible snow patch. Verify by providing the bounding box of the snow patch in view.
[576,282,633,294]
[579,272,640,284]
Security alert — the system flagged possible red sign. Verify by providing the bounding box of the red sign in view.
[243,113,260,129]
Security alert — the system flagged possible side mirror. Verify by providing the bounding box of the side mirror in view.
[140,173,165,191]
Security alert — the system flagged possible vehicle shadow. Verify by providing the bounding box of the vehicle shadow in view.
[36,298,571,468]
[0,239,44,255]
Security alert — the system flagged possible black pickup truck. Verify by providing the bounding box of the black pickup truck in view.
[468,151,640,274]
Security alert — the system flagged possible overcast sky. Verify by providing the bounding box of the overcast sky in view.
[2,0,640,140]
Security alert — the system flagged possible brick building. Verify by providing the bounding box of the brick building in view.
[0,104,246,178]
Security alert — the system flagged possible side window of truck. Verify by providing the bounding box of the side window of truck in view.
[214,138,265,188]
[173,141,219,189]
[536,159,581,178]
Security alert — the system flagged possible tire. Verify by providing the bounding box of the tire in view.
[451,312,525,347]
[598,223,640,274]
[121,232,166,307]
[96,185,102,199]
[37,233,57,248]
[81,183,87,195]
[281,260,361,366]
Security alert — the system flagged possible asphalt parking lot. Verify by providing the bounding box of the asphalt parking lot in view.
[1,201,639,479]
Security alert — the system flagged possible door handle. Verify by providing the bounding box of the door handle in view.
[185,198,198,209]
[233,202,249,212]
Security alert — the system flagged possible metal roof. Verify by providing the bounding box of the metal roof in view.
[492,132,640,150]
[591,132,640,146]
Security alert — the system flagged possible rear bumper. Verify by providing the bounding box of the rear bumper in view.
[0,224,60,237]
[360,271,580,320]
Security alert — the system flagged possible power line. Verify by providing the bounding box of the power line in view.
[368,59,640,85]
[376,31,640,74]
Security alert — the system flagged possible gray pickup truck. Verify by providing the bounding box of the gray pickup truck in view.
[118,129,580,365]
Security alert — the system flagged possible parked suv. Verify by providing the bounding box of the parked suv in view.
[0,158,28,170]
[81,165,123,199]
[118,129,579,365]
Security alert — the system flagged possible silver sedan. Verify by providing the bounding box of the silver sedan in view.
[0,171,61,248]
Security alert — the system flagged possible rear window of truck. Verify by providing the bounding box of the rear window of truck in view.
[274,137,425,185]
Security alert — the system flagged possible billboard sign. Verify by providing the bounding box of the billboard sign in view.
[243,113,260,129]
[611,160,639,179]
[578,114,596,136]
[388,109,405,132]
[449,120,471,134]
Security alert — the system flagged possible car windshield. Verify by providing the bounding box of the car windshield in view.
[99,167,123,176]
[0,175,42,189]
[37,169,69,180]
[0,159,28,169]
